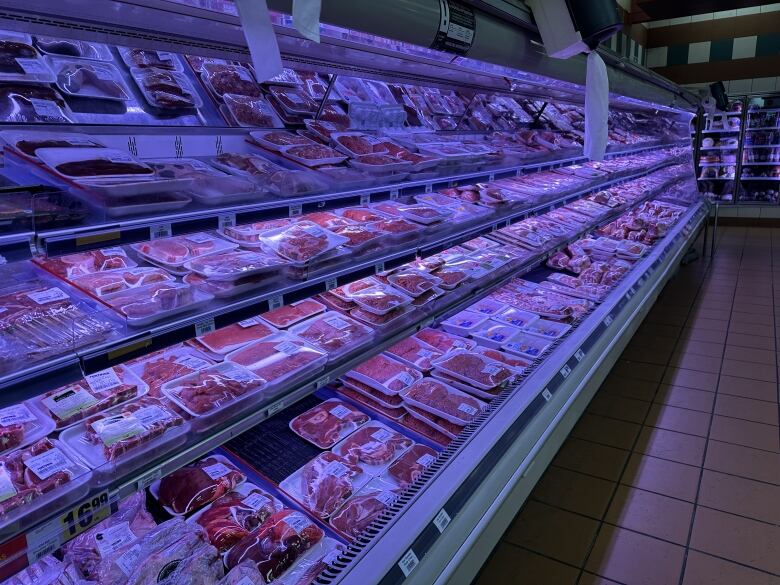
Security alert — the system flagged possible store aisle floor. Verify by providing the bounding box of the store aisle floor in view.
[474,226,780,585]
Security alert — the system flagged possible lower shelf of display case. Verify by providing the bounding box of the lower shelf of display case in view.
[327,201,706,585]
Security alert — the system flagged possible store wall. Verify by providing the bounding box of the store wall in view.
[643,5,780,95]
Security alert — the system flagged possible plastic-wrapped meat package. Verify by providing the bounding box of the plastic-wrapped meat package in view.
[224,93,278,127]
[202,63,259,97]
[300,211,353,230]
[386,269,441,297]
[384,444,438,488]
[34,247,135,280]
[127,344,215,394]
[133,233,236,267]
[328,278,379,302]
[103,282,205,323]
[332,422,413,468]
[386,336,442,371]
[400,378,486,425]
[415,328,476,354]
[252,130,312,149]
[261,299,326,329]
[153,541,224,585]
[225,333,327,387]
[72,267,175,298]
[268,86,317,115]
[0,402,52,455]
[474,346,530,371]
[316,291,355,312]
[225,509,324,580]
[162,362,264,417]
[403,404,465,439]
[330,478,399,538]
[195,482,284,553]
[289,313,373,359]
[259,222,348,264]
[155,455,245,515]
[0,84,72,123]
[399,412,453,446]
[185,248,285,281]
[341,376,404,408]
[218,562,265,585]
[2,556,83,585]
[133,67,200,109]
[371,217,422,237]
[39,365,145,429]
[283,144,346,167]
[432,265,469,290]
[331,224,383,250]
[61,492,155,580]
[222,218,292,244]
[290,398,369,448]
[336,385,405,420]
[346,353,422,396]
[338,207,390,223]
[348,285,411,315]
[212,152,287,183]
[196,317,277,355]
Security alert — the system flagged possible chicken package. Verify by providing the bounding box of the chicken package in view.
[195,317,277,356]
[0,438,90,522]
[385,336,443,372]
[34,247,136,279]
[280,452,367,519]
[400,378,486,425]
[126,344,215,396]
[414,327,476,354]
[261,299,326,329]
[61,396,187,475]
[332,421,413,472]
[2,555,83,585]
[162,362,265,419]
[193,482,284,553]
[431,349,514,390]
[217,562,266,585]
[37,365,147,429]
[103,282,212,326]
[289,313,373,361]
[289,398,370,449]
[184,248,286,281]
[383,443,438,488]
[61,492,156,580]
[225,509,324,580]
[336,385,406,421]
[345,353,422,396]
[72,266,175,298]
[0,401,55,456]
[132,233,236,269]
[152,454,246,515]
[329,478,399,539]
[225,333,327,391]
[258,221,349,264]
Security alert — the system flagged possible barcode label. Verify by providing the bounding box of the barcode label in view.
[85,368,122,393]
[330,404,351,419]
[542,388,552,401]
[203,462,231,480]
[398,549,419,577]
[95,521,136,558]
[150,223,172,240]
[371,428,394,442]
[174,354,211,370]
[242,492,271,511]
[433,508,451,533]
[194,318,215,337]
[29,98,61,118]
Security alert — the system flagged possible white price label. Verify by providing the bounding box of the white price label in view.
[603,315,613,327]
[330,404,352,419]
[115,544,141,577]
[25,447,70,480]
[324,316,352,330]
[0,404,37,426]
[268,295,283,310]
[398,549,419,577]
[242,492,271,511]
[424,183,433,193]
[218,214,236,231]
[560,364,571,378]
[542,388,552,401]
[238,317,263,328]
[185,233,213,244]
[574,349,585,362]
[150,223,172,240]
[289,204,302,217]
[29,98,61,119]
[94,521,136,558]
[274,341,299,355]
[315,375,330,389]
[458,402,477,416]
[371,428,395,442]
[390,189,399,200]
[433,508,451,533]
[174,354,211,370]
[16,58,46,74]
[26,287,69,305]
[202,462,231,480]
[267,401,285,417]
[325,277,338,291]
[136,467,161,491]
[417,453,436,467]
[26,522,62,565]
[360,193,370,205]
[42,386,98,420]
[375,262,385,274]
[323,460,350,478]
[194,318,215,337]
[85,368,122,393]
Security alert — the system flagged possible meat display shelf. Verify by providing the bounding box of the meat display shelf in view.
[741,161,780,165]
[27,141,680,259]
[0,232,34,263]
[743,144,780,149]
[329,199,707,585]
[739,177,780,181]
[746,127,780,131]
[0,155,684,402]
[699,145,739,150]
[0,170,698,578]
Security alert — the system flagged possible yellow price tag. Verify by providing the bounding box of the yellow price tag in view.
[59,491,112,540]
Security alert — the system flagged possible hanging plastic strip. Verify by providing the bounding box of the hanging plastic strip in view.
[234,0,284,82]
[584,51,609,161]
[293,0,322,42]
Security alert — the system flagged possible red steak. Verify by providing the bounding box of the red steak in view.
[157,456,245,514]
[386,444,438,487]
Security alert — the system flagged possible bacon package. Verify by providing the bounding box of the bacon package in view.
[332,421,413,470]
[225,509,324,580]
[383,443,438,488]
[289,312,373,360]
[153,454,246,515]
[290,398,370,449]
[329,478,399,539]
[261,299,326,329]
[345,353,422,396]
[37,365,147,429]
[400,378,486,425]
[34,247,136,279]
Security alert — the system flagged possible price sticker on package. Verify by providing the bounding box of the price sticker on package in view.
[218,213,236,231]
[433,508,451,533]
[398,549,419,577]
[194,318,215,337]
[149,223,172,240]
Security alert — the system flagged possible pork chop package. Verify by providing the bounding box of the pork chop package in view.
[217,562,266,585]
[344,353,422,396]
[385,336,443,372]
[382,443,439,488]
[279,452,368,519]
[0,401,55,456]
[61,492,156,580]
[431,349,515,391]
[34,247,136,280]
[131,232,237,271]
[195,317,277,356]
[288,312,374,362]
[150,454,246,515]
[2,555,83,585]
[261,298,326,329]
[190,481,284,553]
[225,509,324,580]
[329,477,400,539]
[126,343,216,396]
[289,398,370,449]
[399,378,486,425]
[403,404,464,440]
[331,421,413,475]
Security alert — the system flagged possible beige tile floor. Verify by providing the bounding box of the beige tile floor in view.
[475,226,780,585]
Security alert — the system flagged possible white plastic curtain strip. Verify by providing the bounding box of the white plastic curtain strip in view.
[293,0,322,42]
[584,51,608,161]
[234,0,284,82]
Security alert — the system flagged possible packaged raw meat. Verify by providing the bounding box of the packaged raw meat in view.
[145,540,223,584]
[415,327,476,354]
[0,401,53,456]
[162,362,265,419]
[400,378,486,425]
[225,509,324,580]
[261,299,326,329]
[432,265,469,290]
[224,93,281,127]
[328,277,379,302]
[289,312,373,361]
[133,232,237,268]
[221,218,292,245]
[411,286,445,308]
[332,422,413,471]
[0,36,54,83]
[299,211,353,230]
[371,217,422,238]
[331,132,389,157]
[385,336,442,371]
[218,562,265,585]
[502,332,551,360]
[202,63,259,97]
[225,332,327,390]
[61,491,156,580]
[125,344,214,397]
[469,297,508,317]
[316,291,355,312]
[431,369,504,401]
[290,398,369,449]
[0,129,105,159]
[250,129,313,150]
[72,266,175,298]
[399,410,456,445]
[49,57,130,101]
[348,154,411,174]
[0,438,91,524]
[192,482,284,553]
[118,47,181,70]
[185,248,286,281]
[337,385,404,421]
[470,321,525,350]
[282,143,348,167]
[258,221,348,264]
[61,396,187,477]
[383,443,438,488]
[103,281,213,326]
[523,318,571,339]
[473,346,529,372]
[37,366,148,430]
[196,317,277,356]
[385,269,442,298]
[131,66,202,109]
[348,284,412,316]
[441,310,490,337]
[0,83,72,123]
[34,247,136,279]
[494,307,540,329]
[211,152,287,184]
[268,86,318,115]
[280,452,367,519]
[345,353,422,396]
[329,477,399,538]
[36,36,113,61]
[340,376,404,409]
[2,555,82,585]
[36,147,155,182]
[153,454,246,515]
[273,538,343,585]
[432,349,514,390]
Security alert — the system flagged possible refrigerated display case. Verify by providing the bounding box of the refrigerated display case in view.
[0,2,705,584]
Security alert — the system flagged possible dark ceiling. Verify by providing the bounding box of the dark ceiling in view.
[629,1,770,23]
